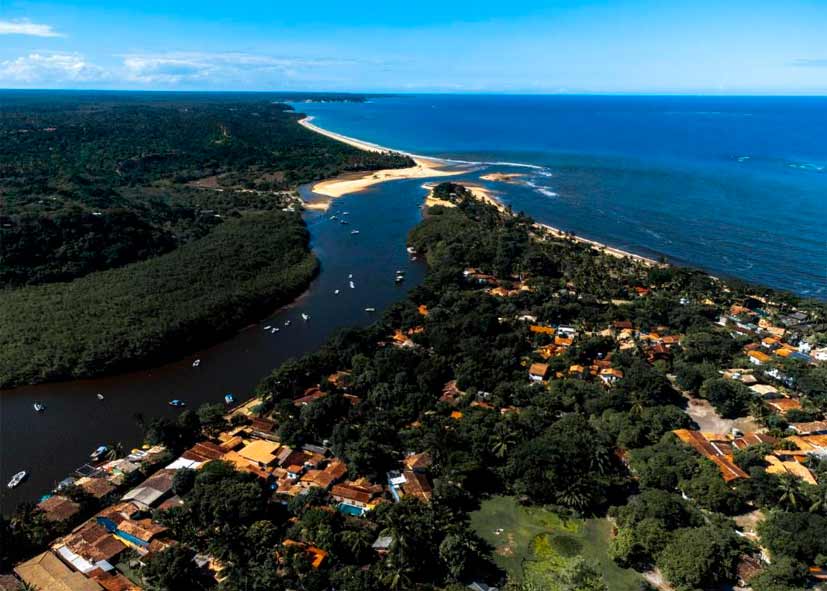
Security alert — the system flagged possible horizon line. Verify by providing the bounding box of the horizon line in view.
[2,87,827,98]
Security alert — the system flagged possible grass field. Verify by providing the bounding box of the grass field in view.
[470,496,644,590]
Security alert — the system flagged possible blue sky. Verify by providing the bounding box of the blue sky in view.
[0,0,825,93]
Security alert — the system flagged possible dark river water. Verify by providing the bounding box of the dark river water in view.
[0,176,449,513]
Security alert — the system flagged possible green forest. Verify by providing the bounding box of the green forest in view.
[0,212,316,387]
[0,93,413,386]
[0,93,410,287]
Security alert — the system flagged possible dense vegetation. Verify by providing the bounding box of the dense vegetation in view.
[0,93,414,386]
[0,211,316,387]
[0,92,411,287]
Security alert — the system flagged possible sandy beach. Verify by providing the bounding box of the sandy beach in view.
[299,117,468,207]
[301,117,661,267]
[534,222,660,266]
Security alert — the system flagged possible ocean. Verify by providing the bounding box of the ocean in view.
[295,95,827,298]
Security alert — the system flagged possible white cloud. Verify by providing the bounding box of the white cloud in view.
[0,20,63,37]
[120,51,362,86]
[0,53,107,84]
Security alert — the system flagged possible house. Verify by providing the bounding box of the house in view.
[95,502,168,552]
[568,365,588,379]
[236,439,281,467]
[14,551,104,591]
[372,535,393,556]
[0,575,21,591]
[554,335,574,348]
[331,478,384,510]
[789,421,827,435]
[528,362,549,382]
[749,383,780,398]
[121,469,175,510]
[293,387,327,407]
[300,459,348,491]
[529,325,555,335]
[766,398,802,414]
[76,477,117,501]
[599,368,624,386]
[53,520,127,574]
[38,495,81,523]
[440,380,463,404]
[765,455,817,485]
[747,350,771,365]
[388,470,433,503]
[403,451,433,472]
[673,429,748,482]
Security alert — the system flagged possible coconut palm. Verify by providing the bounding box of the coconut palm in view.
[105,442,125,461]
[777,474,805,511]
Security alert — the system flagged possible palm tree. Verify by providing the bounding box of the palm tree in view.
[381,566,414,591]
[491,423,517,459]
[809,485,827,514]
[777,474,805,511]
[340,529,372,560]
[629,391,647,418]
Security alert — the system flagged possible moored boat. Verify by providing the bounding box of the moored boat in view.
[168,399,186,408]
[7,470,27,489]
[224,393,236,404]
[33,402,45,413]
[90,445,109,461]
[301,313,310,321]
[96,393,105,401]
[192,359,201,367]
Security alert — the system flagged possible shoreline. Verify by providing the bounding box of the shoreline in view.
[300,116,662,267]
[299,116,468,209]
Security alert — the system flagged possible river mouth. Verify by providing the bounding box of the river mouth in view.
[0,176,436,513]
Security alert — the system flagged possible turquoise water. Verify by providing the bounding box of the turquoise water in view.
[295,95,826,297]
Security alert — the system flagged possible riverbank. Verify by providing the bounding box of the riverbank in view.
[299,116,467,208]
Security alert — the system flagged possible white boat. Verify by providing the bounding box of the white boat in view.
[407,246,416,254]
[90,445,109,461]
[334,289,340,295]
[192,359,201,368]
[330,215,337,220]
[351,230,360,235]
[33,402,45,413]
[342,211,350,215]
[301,313,310,321]
[395,275,404,283]
[271,328,278,333]
[349,281,355,289]
[96,393,105,401]
[284,320,291,327]
[7,471,26,489]
[365,307,376,312]
[348,274,353,279]
[340,220,349,225]
[264,325,272,330]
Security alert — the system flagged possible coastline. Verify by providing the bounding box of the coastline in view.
[299,116,468,208]
[300,115,662,267]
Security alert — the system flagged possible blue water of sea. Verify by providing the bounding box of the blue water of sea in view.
[295,95,827,298]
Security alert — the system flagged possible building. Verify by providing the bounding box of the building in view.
[330,479,383,510]
[53,520,127,575]
[38,495,81,523]
[14,551,104,591]
[747,350,771,366]
[528,362,549,382]
[673,430,748,482]
[121,469,175,510]
[388,470,433,503]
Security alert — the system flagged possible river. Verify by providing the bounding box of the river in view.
[0,176,445,513]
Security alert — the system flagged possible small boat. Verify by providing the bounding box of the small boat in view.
[348,273,353,279]
[96,393,105,401]
[168,399,186,408]
[192,359,201,368]
[342,211,350,215]
[284,320,291,327]
[264,325,272,330]
[349,281,355,289]
[224,393,236,405]
[351,230,360,235]
[365,307,376,312]
[330,215,337,220]
[7,471,27,489]
[33,402,45,413]
[396,270,405,275]
[334,289,340,295]
[406,246,416,254]
[90,445,109,461]
[272,327,280,333]
[301,313,310,321]
[395,275,404,283]
[340,220,349,225]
